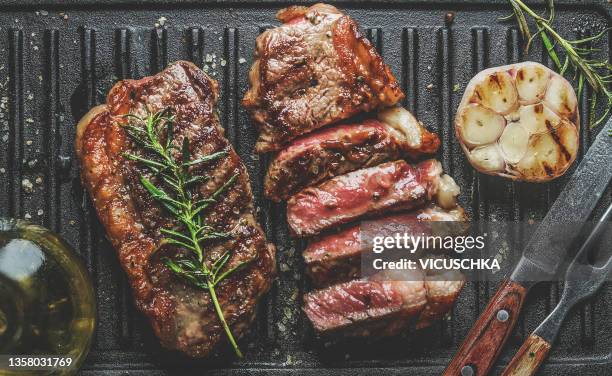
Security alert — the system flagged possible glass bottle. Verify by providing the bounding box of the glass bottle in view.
[0,219,96,375]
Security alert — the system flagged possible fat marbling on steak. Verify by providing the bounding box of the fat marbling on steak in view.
[242,3,404,153]
[264,111,440,202]
[75,61,276,357]
[286,159,458,237]
[303,266,465,335]
[303,205,467,287]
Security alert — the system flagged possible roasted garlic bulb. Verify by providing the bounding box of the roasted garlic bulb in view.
[455,62,579,182]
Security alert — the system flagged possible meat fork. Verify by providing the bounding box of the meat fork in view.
[501,202,612,376]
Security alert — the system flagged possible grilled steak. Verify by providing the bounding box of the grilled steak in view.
[75,61,276,357]
[242,3,404,153]
[264,108,440,202]
[303,267,464,336]
[286,159,458,237]
[304,205,467,287]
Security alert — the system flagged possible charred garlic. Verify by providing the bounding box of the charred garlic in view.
[455,62,579,182]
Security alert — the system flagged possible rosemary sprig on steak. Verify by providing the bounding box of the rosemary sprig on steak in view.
[122,109,245,357]
[505,0,611,127]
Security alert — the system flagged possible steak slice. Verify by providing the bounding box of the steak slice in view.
[75,61,276,357]
[264,109,440,202]
[242,3,404,153]
[304,205,467,287]
[286,159,457,237]
[303,266,464,336]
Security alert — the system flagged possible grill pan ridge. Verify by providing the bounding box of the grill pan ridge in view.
[0,1,609,374]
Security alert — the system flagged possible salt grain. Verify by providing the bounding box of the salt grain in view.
[22,179,34,193]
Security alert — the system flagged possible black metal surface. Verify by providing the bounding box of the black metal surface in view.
[510,118,612,283]
[533,202,612,345]
[0,1,610,375]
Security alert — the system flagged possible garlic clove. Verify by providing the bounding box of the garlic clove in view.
[471,71,518,115]
[469,144,505,173]
[499,122,529,165]
[515,63,550,104]
[456,104,506,148]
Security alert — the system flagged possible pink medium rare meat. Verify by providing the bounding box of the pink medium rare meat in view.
[264,115,440,202]
[303,205,467,287]
[286,159,453,237]
[303,267,464,336]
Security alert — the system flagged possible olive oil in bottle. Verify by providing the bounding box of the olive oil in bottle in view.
[0,219,96,375]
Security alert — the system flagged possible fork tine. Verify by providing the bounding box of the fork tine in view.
[565,202,612,278]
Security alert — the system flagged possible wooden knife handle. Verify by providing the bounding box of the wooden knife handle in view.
[443,279,528,376]
[501,334,552,376]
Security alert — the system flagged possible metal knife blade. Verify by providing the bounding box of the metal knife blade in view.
[511,118,612,283]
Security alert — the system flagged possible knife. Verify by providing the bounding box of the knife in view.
[443,117,612,376]
[501,202,612,376]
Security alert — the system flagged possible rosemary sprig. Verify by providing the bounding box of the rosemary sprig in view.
[505,0,612,127]
[122,109,246,357]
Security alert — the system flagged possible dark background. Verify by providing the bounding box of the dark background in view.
[0,1,609,374]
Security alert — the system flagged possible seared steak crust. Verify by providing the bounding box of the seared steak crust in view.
[264,119,439,202]
[286,159,443,237]
[75,61,275,357]
[242,3,404,153]
[304,205,467,287]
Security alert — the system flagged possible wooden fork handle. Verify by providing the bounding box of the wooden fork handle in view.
[443,279,528,376]
[501,334,552,376]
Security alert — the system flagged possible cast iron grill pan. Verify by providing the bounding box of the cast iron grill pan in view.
[0,1,609,374]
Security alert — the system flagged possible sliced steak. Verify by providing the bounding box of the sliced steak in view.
[242,3,404,153]
[75,61,276,357]
[304,205,467,287]
[286,159,457,237]
[303,266,464,336]
[264,108,440,202]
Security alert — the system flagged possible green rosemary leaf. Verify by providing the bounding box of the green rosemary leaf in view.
[211,251,231,277]
[540,31,562,71]
[185,175,209,186]
[164,238,197,252]
[176,259,207,274]
[509,0,531,52]
[198,231,231,243]
[123,153,167,170]
[191,172,238,216]
[567,27,611,45]
[182,137,191,163]
[183,150,228,167]
[160,228,193,243]
[140,176,181,206]
[193,200,217,217]
[194,224,215,236]
[164,258,185,275]
[498,13,516,21]
[213,258,254,287]
[124,122,146,131]
[560,55,569,75]
[211,173,239,201]
[507,0,612,128]
[165,121,174,149]
[577,74,585,99]
[546,0,555,22]
[162,176,181,193]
